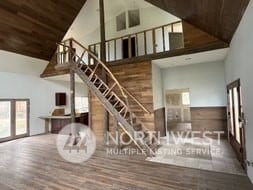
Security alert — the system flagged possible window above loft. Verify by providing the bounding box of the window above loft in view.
[116,9,140,31]
[116,12,126,31]
[128,9,140,28]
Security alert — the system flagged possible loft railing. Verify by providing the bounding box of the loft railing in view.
[57,38,127,98]
[88,21,184,63]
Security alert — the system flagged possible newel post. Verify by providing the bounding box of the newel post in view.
[70,39,76,124]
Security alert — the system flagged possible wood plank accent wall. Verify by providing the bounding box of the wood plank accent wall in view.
[191,107,227,138]
[90,61,155,141]
[154,107,166,137]
[0,0,87,60]
[145,0,250,43]
[182,21,224,48]
[90,93,105,142]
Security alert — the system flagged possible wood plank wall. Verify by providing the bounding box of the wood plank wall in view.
[146,0,250,44]
[154,107,166,137]
[90,61,155,141]
[190,107,227,138]
[90,93,106,142]
[0,0,87,60]
[182,21,223,48]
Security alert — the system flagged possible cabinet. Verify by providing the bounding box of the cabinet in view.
[39,112,89,134]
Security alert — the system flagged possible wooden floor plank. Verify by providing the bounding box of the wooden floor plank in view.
[0,134,252,190]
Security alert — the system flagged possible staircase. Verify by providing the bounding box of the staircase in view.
[56,38,158,157]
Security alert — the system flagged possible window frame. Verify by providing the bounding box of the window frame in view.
[0,99,30,143]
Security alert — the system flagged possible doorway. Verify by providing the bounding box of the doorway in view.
[165,89,191,132]
[0,99,29,142]
[149,87,246,175]
[227,79,246,169]
[122,37,136,59]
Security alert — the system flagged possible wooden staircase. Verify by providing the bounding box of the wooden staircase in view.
[56,38,158,157]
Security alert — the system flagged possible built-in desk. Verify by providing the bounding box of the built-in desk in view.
[39,113,88,134]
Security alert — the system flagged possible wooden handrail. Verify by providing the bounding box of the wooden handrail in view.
[57,39,128,100]
[57,39,159,155]
[102,21,182,43]
[73,39,128,99]
[57,40,151,115]
[122,87,151,114]
[88,20,183,62]
[88,21,181,48]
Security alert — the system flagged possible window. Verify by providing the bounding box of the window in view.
[116,12,126,31]
[182,92,190,105]
[75,97,89,113]
[128,9,140,28]
[116,10,140,31]
[0,99,29,142]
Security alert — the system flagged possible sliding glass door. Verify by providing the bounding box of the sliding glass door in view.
[0,101,11,140]
[15,101,28,136]
[0,99,29,142]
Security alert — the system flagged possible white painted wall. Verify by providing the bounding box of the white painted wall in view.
[152,64,164,110]
[103,6,180,61]
[64,0,179,47]
[162,61,227,107]
[63,0,181,63]
[0,50,47,75]
[224,0,253,183]
[0,50,88,136]
[104,6,179,40]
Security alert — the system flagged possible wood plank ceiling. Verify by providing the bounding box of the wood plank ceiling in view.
[145,0,250,43]
[0,0,86,60]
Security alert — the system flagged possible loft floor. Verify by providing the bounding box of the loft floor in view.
[0,134,252,190]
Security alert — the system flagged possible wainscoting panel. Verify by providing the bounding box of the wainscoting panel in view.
[154,107,166,137]
[190,107,227,138]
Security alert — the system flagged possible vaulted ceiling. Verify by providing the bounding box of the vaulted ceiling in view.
[145,0,250,43]
[0,0,250,61]
[0,0,86,60]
